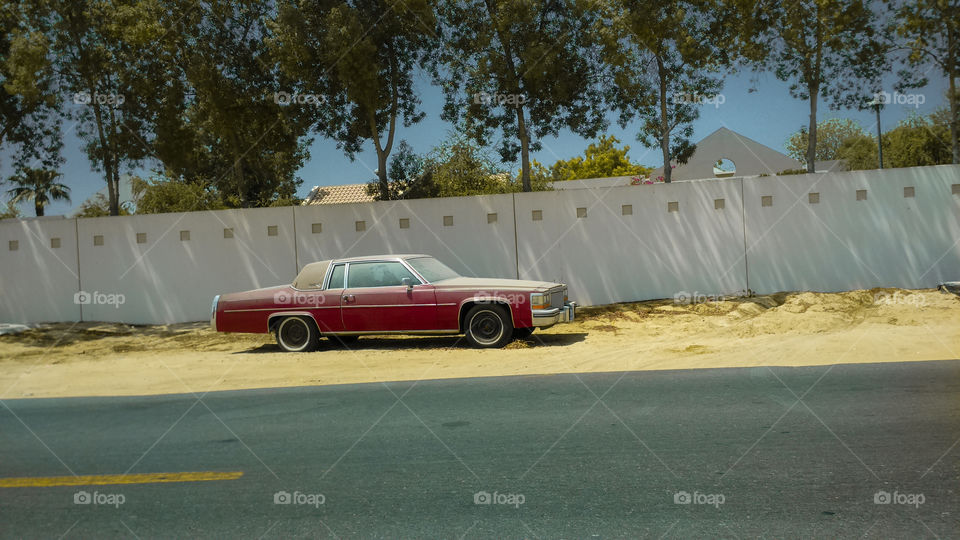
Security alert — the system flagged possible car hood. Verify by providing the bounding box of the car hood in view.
[431,276,561,291]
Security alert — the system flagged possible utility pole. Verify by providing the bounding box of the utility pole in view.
[868,93,885,169]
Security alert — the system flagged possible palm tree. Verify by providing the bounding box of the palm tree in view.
[6,168,70,217]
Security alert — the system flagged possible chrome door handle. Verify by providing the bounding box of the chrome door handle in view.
[343,294,355,302]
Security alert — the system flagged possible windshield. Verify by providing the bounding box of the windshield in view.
[406,257,460,283]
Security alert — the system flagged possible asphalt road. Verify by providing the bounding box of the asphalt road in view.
[1,360,958,539]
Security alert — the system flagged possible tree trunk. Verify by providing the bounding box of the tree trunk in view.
[35,201,44,217]
[807,84,819,173]
[90,97,118,215]
[657,56,671,183]
[107,105,121,215]
[950,68,958,164]
[516,105,531,192]
[377,151,389,200]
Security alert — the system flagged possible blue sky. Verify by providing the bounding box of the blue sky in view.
[2,67,949,217]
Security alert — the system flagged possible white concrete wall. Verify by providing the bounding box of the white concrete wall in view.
[293,193,517,279]
[0,217,81,322]
[514,178,749,306]
[75,208,297,324]
[1,165,957,324]
[743,165,960,293]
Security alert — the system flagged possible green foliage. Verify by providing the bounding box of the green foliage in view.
[0,6,62,172]
[6,167,70,216]
[368,134,549,200]
[597,0,748,183]
[887,0,960,163]
[836,135,878,170]
[151,0,312,208]
[270,0,437,200]
[765,0,889,172]
[432,0,608,191]
[537,135,652,182]
[131,175,226,214]
[0,199,23,219]
[786,118,869,164]
[883,112,952,168]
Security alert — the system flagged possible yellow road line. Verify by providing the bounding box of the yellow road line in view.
[0,471,244,488]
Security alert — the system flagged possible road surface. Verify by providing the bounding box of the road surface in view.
[1,360,958,538]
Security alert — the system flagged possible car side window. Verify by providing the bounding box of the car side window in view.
[327,264,345,289]
[347,262,417,288]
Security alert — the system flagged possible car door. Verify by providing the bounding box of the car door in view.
[341,261,438,332]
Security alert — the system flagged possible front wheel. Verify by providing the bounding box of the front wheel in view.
[275,316,319,352]
[464,305,513,349]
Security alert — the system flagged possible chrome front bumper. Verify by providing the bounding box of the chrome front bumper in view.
[210,295,220,332]
[531,302,577,328]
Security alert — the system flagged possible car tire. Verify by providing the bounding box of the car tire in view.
[464,305,512,349]
[512,327,534,340]
[328,335,359,347]
[275,316,319,352]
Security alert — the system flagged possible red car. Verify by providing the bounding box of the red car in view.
[210,254,576,351]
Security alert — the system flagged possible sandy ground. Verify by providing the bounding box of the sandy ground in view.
[1,288,958,399]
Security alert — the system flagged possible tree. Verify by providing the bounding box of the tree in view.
[151,0,312,208]
[270,0,437,201]
[6,167,70,217]
[15,0,168,216]
[765,0,888,173]
[536,135,652,181]
[131,175,227,214]
[1,3,63,172]
[0,199,23,219]
[836,134,878,170]
[883,111,952,168]
[887,0,960,164]
[785,118,869,164]
[365,140,433,200]
[432,0,607,191]
[598,0,738,183]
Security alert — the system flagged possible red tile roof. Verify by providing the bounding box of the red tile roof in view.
[302,184,376,205]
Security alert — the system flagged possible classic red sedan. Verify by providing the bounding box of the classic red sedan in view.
[210,254,576,351]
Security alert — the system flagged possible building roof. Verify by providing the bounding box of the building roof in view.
[648,127,807,181]
[302,183,376,205]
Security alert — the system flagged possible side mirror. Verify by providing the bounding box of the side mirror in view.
[401,277,414,291]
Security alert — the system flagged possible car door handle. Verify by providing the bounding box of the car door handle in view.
[343,294,355,303]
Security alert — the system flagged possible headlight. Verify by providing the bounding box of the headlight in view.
[531,293,549,310]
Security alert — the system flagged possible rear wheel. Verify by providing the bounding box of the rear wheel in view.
[464,305,512,349]
[275,316,319,352]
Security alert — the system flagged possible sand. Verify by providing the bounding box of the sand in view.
[1,288,957,399]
